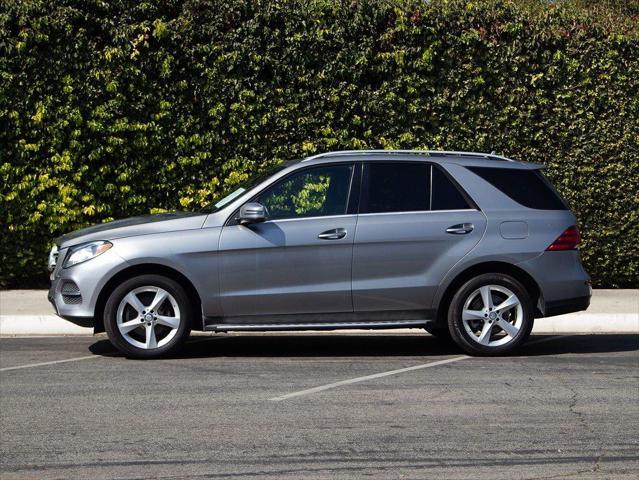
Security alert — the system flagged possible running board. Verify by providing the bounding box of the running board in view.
[205,319,430,333]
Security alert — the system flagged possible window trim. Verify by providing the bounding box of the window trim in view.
[225,162,357,225]
[357,208,477,217]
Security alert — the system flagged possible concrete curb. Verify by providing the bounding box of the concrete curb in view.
[1,312,637,336]
[1,289,637,335]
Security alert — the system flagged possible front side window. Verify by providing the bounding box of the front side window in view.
[200,163,289,214]
[257,164,353,220]
[360,162,431,214]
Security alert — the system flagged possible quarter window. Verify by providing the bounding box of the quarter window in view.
[468,167,568,210]
[257,164,353,220]
[431,166,471,210]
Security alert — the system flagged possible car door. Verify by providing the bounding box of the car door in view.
[352,162,487,315]
[218,163,357,320]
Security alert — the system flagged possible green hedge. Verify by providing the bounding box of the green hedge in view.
[1,0,638,288]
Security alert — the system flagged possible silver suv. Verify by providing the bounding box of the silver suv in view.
[48,150,591,358]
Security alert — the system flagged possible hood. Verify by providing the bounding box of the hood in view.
[56,212,207,248]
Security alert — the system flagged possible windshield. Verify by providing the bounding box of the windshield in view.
[200,164,289,214]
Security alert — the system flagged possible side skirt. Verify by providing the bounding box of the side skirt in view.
[203,310,433,333]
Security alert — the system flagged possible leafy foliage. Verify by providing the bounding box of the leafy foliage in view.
[1,0,638,287]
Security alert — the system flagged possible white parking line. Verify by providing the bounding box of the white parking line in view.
[269,334,577,401]
[0,355,100,372]
[0,334,572,374]
[269,356,469,401]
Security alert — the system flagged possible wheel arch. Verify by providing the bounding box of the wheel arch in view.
[433,261,542,327]
[94,263,203,333]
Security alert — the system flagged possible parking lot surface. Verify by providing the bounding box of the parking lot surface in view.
[1,333,638,479]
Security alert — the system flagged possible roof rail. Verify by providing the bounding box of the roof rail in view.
[302,149,515,162]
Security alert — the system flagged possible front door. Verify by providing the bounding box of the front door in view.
[352,162,487,315]
[218,163,356,320]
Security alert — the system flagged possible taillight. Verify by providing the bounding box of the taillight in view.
[546,225,580,251]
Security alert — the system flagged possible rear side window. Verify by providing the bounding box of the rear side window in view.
[431,166,472,210]
[360,162,474,214]
[360,163,430,213]
[468,167,568,210]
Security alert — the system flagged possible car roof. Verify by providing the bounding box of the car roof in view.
[298,150,543,170]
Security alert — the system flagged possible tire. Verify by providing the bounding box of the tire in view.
[447,273,533,356]
[104,274,192,358]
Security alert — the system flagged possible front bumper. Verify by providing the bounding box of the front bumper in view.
[47,289,94,327]
[48,246,128,327]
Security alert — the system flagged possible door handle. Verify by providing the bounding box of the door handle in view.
[446,223,474,235]
[318,228,347,240]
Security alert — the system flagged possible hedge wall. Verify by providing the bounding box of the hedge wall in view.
[1,0,638,288]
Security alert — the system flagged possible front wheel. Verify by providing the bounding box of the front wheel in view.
[448,273,533,356]
[104,274,192,358]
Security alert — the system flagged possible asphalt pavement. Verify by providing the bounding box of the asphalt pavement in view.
[1,333,638,479]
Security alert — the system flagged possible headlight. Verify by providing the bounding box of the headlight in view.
[63,241,112,268]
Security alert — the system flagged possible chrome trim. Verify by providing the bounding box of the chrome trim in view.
[256,210,476,222]
[207,319,430,332]
[263,214,357,224]
[357,209,478,217]
[303,150,516,162]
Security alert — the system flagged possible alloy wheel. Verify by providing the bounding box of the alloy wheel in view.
[116,286,181,350]
[461,285,523,347]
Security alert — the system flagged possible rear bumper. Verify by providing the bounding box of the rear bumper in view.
[517,250,591,318]
[543,295,591,317]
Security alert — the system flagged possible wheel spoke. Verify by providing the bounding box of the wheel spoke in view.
[145,324,158,349]
[124,292,145,315]
[497,319,519,338]
[479,286,494,310]
[477,321,493,345]
[119,319,142,334]
[148,288,169,312]
[463,309,485,321]
[495,294,520,313]
[156,315,180,329]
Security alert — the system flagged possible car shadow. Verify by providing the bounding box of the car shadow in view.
[88,333,639,359]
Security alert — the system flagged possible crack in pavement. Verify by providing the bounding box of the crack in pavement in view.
[566,384,605,474]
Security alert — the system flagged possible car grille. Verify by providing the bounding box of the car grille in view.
[62,294,82,304]
[61,281,82,305]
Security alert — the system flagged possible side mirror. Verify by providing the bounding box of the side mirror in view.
[238,202,267,225]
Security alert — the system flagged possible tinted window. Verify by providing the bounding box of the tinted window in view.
[257,164,353,220]
[432,166,471,210]
[361,163,430,213]
[468,167,568,210]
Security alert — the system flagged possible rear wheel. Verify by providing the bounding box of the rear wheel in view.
[104,274,192,358]
[448,273,533,356]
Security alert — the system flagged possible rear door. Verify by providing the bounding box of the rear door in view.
[352,162,487,315]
